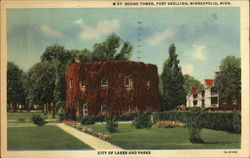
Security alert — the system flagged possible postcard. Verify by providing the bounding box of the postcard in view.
[1,0,249,157]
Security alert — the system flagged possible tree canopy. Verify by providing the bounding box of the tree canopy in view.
[26,62,56,107]
[7,62,26,110]
[183,74,203,95]
[92,33,133,61]
[161,44,186,110]
[215,56,241,99]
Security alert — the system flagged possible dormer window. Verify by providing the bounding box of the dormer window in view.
[69,79,73,88]
[101,77,108,86]
[124,76,132,87]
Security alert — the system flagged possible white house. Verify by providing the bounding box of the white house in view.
[186,74,219,109]
[186,72,241,110]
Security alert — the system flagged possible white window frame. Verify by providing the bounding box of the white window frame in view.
[124,76,132,87]
[69,79,73,88]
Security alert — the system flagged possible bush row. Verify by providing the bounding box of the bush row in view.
[62,111,241,134]
[152,111,241,133]
[132,113,152,128]
[77,113,144,124]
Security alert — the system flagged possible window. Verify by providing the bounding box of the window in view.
[79,80,86,92]
[79,80,85,87]
[233,99,237,105]
[201,90,205,97]
[202,99,205,107]
[211,97,218,104]
[222,100,227,105]
[146,81,150,87]
[101,104,108,113]
[69,79,72,88]
[193,100,198,106]
[193,93,198,99]
[211,87,217,95]
[101,77,108,86]
[124,76,132,87]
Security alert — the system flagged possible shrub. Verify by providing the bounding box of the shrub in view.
[186,107,204,144]
[59,113,66,121]
[65,113,76,120]
[106,116,118,133]
[31,115,47,126]
[118,113,139,121]
[132,112,152,129]
[58,108,66,121]
[152,111,190,123]
[81,116,96,125]
[201,112,241,133]
[56,101,65,113]
[232,113,241,133]
[152,111,241,133]
[93,115,106,122]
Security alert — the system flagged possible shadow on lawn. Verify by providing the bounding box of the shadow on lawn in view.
[204,142,238,145]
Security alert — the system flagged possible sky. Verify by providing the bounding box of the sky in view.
[7,7,240,82]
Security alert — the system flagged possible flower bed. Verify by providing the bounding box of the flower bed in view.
[63,120,111,141]
[156,121,185,128]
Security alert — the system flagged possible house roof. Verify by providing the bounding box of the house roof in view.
[191,88,198,94]
[204,79,214,87]
[215,72,221,77]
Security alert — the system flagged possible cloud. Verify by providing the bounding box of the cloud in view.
[144,28,175,45]
[182,64,194,75]
[39,25,64,38]
[73,19,83,25]
[191,44,206,61]
[74,19,119,39]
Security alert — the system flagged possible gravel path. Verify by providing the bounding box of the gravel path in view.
[57,123,123,150]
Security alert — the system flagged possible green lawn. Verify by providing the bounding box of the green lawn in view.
[7,112,59,123]
[8,125,93,150]
[86,123,240,149]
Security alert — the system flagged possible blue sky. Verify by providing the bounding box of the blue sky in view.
[7,7,240,82]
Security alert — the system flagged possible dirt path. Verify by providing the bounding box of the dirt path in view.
[57,123,122,150]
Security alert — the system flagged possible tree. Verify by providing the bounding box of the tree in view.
[41,45,73,64]
[161,44,186,110]
[7,62,26,112]
[41,45,75,112]
[92,33,133,61]
[214,56,241,99]
[186,107,205,144]
[70,49,92,62]
[26,62,56,110]
[183,74,203,95]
